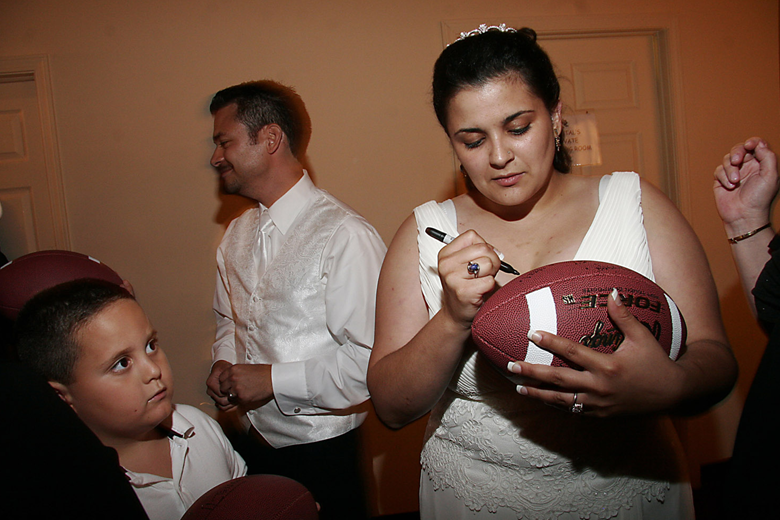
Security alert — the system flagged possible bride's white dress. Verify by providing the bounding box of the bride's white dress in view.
[413,173,694,520]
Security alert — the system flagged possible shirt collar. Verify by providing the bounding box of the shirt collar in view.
[260,170,317,235]
[124,407,194,485]
[164,406,195,439]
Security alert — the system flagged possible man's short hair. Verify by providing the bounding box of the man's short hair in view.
[210,80,310,159]
[15,279,133,384]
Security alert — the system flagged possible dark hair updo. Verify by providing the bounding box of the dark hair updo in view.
[433,27,571,173]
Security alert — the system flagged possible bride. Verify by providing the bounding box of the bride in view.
[367,25,737,520]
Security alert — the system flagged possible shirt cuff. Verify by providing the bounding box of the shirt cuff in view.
[271,361,312,415]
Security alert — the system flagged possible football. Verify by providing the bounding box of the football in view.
[471,260,686,369]
[181,475,319,520]
[0,250,124,320]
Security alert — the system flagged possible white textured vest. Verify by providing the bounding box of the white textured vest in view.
[222,192,358,447]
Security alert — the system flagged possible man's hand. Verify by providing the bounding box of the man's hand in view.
[206,360,237,411]
[218,363,274,411]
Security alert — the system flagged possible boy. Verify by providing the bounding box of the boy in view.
[15,279,247,520]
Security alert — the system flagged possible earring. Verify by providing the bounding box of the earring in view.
[552,114,562,152]
[460,164,468,178]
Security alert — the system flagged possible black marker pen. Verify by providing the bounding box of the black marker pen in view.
[425,227,520,275]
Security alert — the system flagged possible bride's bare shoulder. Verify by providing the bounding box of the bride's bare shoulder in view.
[557,173,602,203]
[564,173,602,189]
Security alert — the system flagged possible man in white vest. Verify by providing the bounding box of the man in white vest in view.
[205,81,385,520]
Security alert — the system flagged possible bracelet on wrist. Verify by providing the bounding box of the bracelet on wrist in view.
[727,223,771,244]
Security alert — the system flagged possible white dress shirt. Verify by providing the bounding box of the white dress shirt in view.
[125,404,247,520]
[212,171,386,417]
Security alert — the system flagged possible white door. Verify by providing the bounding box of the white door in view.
[0,56,69,261]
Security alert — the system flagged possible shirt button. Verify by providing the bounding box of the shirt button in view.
[248,325,255,332]
[294,407,301,414]
[252,295,260,302]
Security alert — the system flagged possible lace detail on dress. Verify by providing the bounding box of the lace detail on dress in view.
[421,394,671,520]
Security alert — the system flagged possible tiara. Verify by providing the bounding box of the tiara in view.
[453,23,517,44]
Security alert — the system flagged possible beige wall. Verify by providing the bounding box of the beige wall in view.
[2,0,778,515]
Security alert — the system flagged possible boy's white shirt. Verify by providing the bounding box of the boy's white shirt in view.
[124,404,247,520]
